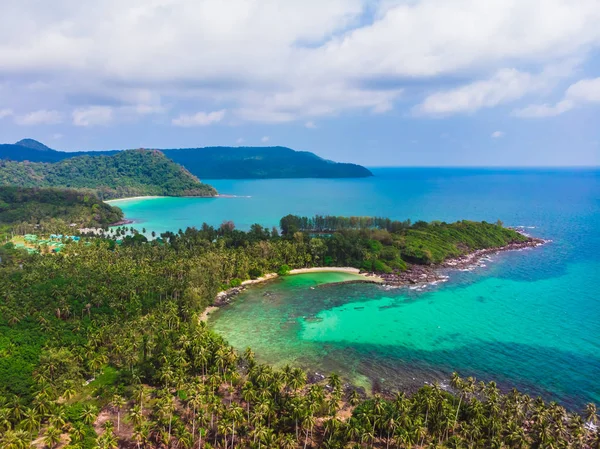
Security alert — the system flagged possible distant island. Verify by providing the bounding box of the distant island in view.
[0,148,217,200]
[0,139,373,179]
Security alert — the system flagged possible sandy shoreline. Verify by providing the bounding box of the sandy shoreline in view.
[200,268,383,321]
[105,196,165,203]
[106,194,242,203]
[202,239,546,321]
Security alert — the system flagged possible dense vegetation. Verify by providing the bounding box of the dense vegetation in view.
[279,214,527,267]
[0,140,373,179]
[0,149,217,200]
[0,217,595,448]
[0,187,124,230]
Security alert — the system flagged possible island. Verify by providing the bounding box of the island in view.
[0,138,373,179]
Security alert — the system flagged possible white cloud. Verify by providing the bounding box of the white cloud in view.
[514,76,600,117]
[236,138,244,144]
[414,69,544,116]
[233,84,401,123]
[261,136,270,143]
[0,109,13,119]
[305,121,317,129]
[73,106,113,127]
[491,131,504,138]
[15,109,62,125]
[513,100,574,118]
[52,133,63,139]
[1,1,600,123]
[172,109,226,127]
[567,77,600,103]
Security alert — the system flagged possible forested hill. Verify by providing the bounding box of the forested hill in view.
[0,149,217,200]
[160,146,373,178]
[0,186,124,227]
[0,139,373,179]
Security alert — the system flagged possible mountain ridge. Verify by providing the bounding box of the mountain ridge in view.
[0,139,373,179]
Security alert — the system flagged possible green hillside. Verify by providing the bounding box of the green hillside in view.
[0,149,217,199]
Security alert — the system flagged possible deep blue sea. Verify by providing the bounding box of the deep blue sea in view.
[114,168,600,409]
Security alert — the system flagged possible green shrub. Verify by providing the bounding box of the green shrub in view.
[278,264,291,276]
[229,278,242,287]
[248,267,263,279]
[372,260,392,273]
[388,258,408,271]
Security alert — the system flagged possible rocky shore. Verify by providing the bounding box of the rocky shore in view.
[211,236,547,307]
[374,236,547,287]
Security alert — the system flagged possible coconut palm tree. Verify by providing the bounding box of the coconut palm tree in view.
[110,394,126,432]
[585,403,598,426]
[42,426,61,449]
[80,404,98,426]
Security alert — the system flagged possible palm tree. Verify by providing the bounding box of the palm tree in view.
[585,403,598,426]
[450,372,464,427]
[111,394,126,432]
[157,396,175,446]
[43,426,61,449]
[132,424,149,449]
[62,381,76,401]
[80,404,98,425]
[228,404,244,449]
[0,407,13,433]
[1,429,32,449]
[278,433,296,449]
[348,390,360,408]
[21,407,41,434]
[129,405,145,428]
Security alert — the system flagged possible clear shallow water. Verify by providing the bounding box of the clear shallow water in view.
[117,168,600,409]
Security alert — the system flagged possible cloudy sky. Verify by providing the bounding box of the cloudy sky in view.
[1,0,599,166]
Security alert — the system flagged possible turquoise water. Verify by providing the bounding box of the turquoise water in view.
[117,168,599,408]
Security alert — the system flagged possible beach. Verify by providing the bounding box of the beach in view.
[105,196,165,203]
[202,268,383,319]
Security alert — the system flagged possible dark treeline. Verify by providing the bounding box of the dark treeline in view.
[1,217,595,449]
[279,214,413,234]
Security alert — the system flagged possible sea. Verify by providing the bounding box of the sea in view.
[114,168,599,409]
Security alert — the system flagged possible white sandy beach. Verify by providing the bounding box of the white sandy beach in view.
[105,195,165,203]
[200,267,381,322]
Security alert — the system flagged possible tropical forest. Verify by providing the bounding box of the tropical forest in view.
[0,198,598,448]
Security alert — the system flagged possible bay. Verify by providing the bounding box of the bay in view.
[116,168,600,408]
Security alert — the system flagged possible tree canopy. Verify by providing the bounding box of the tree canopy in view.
[0,215,591,449]
[0,186,124,228]
[0,149,217,199]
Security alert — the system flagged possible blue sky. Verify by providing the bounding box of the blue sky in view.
[0,0,599,167]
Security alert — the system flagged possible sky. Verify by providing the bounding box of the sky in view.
[0,0,599,167]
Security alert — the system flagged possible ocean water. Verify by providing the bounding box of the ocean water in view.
[116,168,599,409]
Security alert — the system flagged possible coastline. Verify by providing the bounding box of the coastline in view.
[203,237,547,320]
[378,237,547,287]
[105,195,165,203]
[201,268,383,321]
[107,194,231,203]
